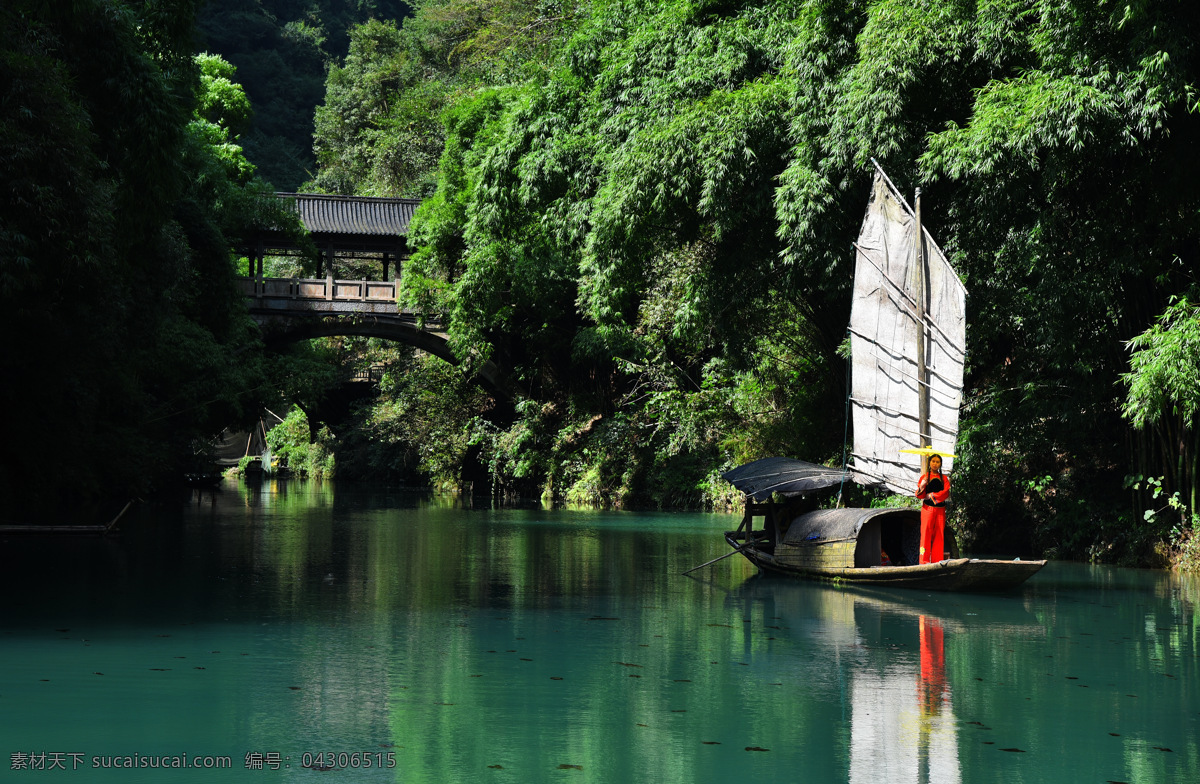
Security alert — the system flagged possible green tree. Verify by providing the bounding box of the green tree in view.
[308,0,1200,564]
[310,18,450,196]
[196,0,413,190]
[0,2,293,518]
[1122,295,1200,518]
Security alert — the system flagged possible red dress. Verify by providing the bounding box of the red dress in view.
[916,470,950,564]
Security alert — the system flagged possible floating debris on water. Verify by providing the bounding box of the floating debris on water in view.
[745,747,769,752]
[557,763,583,770]
[999,748,1025,753]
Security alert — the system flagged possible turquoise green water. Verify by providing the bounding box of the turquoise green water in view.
[2,479,1198,783]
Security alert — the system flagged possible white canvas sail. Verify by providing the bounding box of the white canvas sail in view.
[849,167,966,496]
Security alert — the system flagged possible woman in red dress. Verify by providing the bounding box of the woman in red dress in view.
[915,454,950,564]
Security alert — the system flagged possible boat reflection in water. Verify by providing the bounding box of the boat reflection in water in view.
[848,611,959,784]
[731,577,1043,784]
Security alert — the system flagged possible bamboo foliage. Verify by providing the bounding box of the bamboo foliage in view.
[1122,296,1200,521]
[299,0,1200,559]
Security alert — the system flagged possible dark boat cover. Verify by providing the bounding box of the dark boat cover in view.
[782,507,916,544]
[721,457,852,501]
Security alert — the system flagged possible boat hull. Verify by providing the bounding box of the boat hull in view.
[725,532,1045,592]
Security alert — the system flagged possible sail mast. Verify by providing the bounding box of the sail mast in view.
[915,187,930,473]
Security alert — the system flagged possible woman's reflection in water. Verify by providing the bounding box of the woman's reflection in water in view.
[917,614,958,784]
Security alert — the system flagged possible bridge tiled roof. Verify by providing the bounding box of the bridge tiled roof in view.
[278,193,421,237]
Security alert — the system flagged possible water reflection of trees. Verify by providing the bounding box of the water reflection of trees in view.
[188,485,1198,782]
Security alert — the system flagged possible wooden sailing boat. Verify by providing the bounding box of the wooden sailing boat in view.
[720,163,1045,591]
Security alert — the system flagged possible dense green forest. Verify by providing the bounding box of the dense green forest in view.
[5,0,1200,569]
[299,0,1200,567]
[0,1,301,518]
[194,0,412,190]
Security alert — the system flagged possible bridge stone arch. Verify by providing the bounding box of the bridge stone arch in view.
[244,277,506,398]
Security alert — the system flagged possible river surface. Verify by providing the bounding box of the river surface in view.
[2,479,1198,783]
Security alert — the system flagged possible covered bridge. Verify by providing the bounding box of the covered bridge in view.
[242,192,422,280]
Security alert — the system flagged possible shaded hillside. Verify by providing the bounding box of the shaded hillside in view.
[196,0,411,190]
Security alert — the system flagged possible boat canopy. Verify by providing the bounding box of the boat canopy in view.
[781,507,918,546]
[721,457,851,501]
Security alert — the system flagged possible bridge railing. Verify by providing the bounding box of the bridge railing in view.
[341,365,387,383]
[239,276,400,303]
